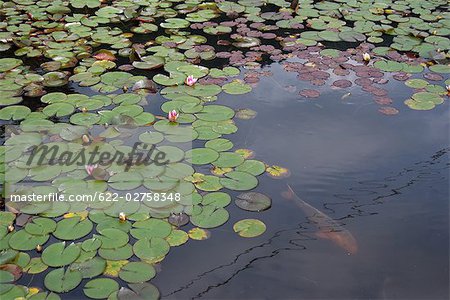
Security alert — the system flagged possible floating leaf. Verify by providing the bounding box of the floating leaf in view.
[405,79,429,89]
[24,218,56,236]
[42,242,81,267]
[266,165,290,179]
[429,65,450,74]
[213,152,244,168]
[133,238,170,261]
[166,230,189,246]
[53,217,93,240]
[188,228,211,240]
[233,219,266,237]
[235,192,271,212]
[190,205,229,228]
[0,105,31,120]
[378,107,399,115]
[235,108,257,120]
[83,278,119,299]
[23,258,48,274]
[220,171,258,191]
[185,148,219,165]
[97,228,129,249]
[222,80,252,95]
[299,89,320,98]
[69,257,106,279]
[0,58,22,72]
[9,230,49,251]
[118,262,156,283]
[44,268,82,293]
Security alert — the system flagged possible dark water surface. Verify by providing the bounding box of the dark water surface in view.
[150,62,450,299]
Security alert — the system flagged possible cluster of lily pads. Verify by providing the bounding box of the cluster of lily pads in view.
[0,0,449,298]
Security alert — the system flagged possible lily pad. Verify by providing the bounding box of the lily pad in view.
[235,192,271,212]
[118,262,156,283]
[220,171,258,191]
[222,80,252,95]
[188,227,211,240]
[44,268,82,293]
[233,219,266,237]
[53,217,93,240]
[133,238,170,261]
[83,278,119,299]
[190,205,229,228]
[42,242,81,267]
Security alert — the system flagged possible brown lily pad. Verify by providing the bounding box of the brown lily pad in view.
[299,89,320,98]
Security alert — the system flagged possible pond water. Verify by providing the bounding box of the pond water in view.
[150,62,450,299]
[0,0,449,299]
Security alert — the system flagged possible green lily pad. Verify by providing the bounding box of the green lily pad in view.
[118,262,156,283]
[44,268,82,293]
[185,148,220,165]
[222,80,252,95]
[108,172,143,190]
[0,58,22,72]
[429,64,450,74]
[131,219,172,239]
[53,217,93,240]
[202,192,231,208]
[220,171,258,191]
[69,257,106,279]
[42,242,81,267]
[23,257,48,274]
[43,103,75,117]
[133,237,170,261]
[405,79,429,88]
[233,219,266,237]
[235,160,266,176]
[99,244,133,261]
[374,60,403,72]
[196,105,235,121]
[0,105,31,120]
[166,230,189,246]
[205,138,234,152]
[83,278,119,299]
[70,113,101,125]
[194,174,223,191]
[190,205,229,228]
[97,228,129,249]
[24,218,56,235]
[404,98,435,110]
[9,230,49,251]
[213,152,245,168]
[160,18,190,29]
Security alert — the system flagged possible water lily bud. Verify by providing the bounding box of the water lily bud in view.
[185,75,198,86]
[85,164,98,176]
[119,212,127,222]
[363,53,371,62]
[81,107,88,113]
[7,225,14,232]
[36,245,43,252]
[82,134,90,144]
[168,110,179,122]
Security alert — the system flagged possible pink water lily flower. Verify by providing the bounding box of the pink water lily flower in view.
[168,110,179,122]
[185,75,197,86]
[85,164,98,176]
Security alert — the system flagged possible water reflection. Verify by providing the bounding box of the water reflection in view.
[153,63,449,299]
